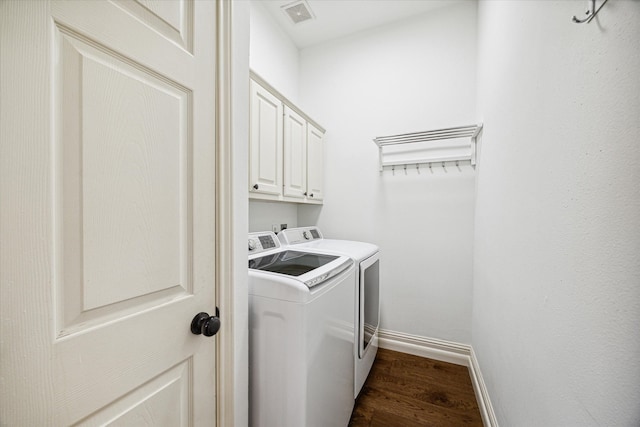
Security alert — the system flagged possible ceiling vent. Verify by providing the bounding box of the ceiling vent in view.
[281,0,315,24]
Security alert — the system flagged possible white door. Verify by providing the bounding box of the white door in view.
[283,106,307,199]
[1,1,219,425]
[249,80,283,196]
[306,124,325,201]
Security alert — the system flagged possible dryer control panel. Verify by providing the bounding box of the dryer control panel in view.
[278,227,323,245]
[248,232,281,254]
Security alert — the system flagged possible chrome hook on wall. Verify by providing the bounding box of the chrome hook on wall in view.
[572,0,609,24]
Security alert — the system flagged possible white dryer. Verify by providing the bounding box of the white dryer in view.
[248,232,356,427]
[277,227,380,398]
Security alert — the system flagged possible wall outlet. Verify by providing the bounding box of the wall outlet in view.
[271,224,279,233]
[280,223,288,230]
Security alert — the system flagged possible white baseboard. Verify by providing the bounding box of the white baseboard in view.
[377,329,498,427]
[378,328,471,366]
[469,347,499,427]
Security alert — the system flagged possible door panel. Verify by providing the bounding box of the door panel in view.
[0,1,217,424]
[55,25,193,335]
[122,0,194,52]
[76,359,191,426]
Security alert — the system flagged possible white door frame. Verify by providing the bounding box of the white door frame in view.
[215,1,236,426]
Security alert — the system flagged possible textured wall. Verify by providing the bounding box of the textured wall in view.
[473,1,640,424]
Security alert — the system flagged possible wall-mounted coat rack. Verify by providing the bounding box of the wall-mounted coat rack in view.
[373,124,483,172]
[572,0,609,23]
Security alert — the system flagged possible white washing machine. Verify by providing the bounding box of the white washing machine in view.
[277,227,380,399]
[248,232,356,427]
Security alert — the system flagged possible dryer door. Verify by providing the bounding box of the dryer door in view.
[359,253,380,358]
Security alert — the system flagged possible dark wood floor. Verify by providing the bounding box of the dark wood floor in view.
[349,348,483,426]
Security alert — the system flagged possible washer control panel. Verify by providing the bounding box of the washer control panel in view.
[278,227,323,246]
[248,232,281,254]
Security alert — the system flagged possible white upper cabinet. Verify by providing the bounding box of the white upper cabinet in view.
[283,106,307,199]
[249,73,324,204]
[249,79,283,196]
[306,123,324,201]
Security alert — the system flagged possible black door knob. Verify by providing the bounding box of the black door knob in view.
[253,184,259,190]
[191,310,221,337]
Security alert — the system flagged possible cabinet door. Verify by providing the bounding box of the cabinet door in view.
[306,123,324,201]
[250,80,283,196]
[283,106,307,199]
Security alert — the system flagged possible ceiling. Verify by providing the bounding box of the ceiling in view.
[260,0,463,48]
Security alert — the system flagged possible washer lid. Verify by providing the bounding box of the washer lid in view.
[249,250,338,276]
[249,250,351,288]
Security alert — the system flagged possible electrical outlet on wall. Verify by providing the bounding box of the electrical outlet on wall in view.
[271,224,279,233]
[280,224,288,230]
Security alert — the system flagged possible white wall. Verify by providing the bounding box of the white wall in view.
[299,1,478,343]
[474,1,640,425]
[248,0,300,233]
[249,0,299,102]
[248,200,298,233]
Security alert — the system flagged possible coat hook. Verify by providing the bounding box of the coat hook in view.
[572,0,609,24]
